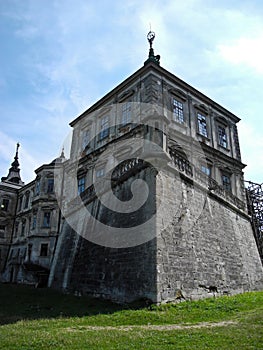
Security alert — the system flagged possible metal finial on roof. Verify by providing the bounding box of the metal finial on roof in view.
[144,30,160,66]
[16,142,20,157]
[147,31,155,49]
[11,142,20,169]
[60,146,65,158]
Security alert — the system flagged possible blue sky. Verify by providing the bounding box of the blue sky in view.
[0,0,262,184]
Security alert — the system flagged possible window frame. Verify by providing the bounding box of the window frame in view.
[218,124,228,148]
[172,97,184,124]
[24,192,30,209]
[18,196,23,211]
[99,115,109,140]
[43,211,51,228]
[1,198,9,211]
[32,214,37,229]
[40,243,49,257]
[96,167,105,179]
[121,101,132,126]
[82,129,90,150]
[35,178,40,196]
[47,178,54,193]
[221,172,232,192]
[0,225,5,239]
[14,221,19,237]
[197,112,208,137]
[27,243,32,260]
[21,219,26,236]
[201,164,212,177]
[77,176,86,194]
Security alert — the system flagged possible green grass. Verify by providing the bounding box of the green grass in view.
[0,284,262,349]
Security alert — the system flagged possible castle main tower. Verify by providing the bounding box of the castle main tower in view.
[49,33,263,302]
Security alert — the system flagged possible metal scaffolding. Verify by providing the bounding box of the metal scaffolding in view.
[245,181,263,264]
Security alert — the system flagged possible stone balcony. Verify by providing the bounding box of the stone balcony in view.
[169,149,246,211]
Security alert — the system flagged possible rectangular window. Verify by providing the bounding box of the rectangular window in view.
[18,197,23,211]
[197,113,208,137]
[14,221,19,237]
[28,217,31,234]
[218,125,227,148]
[99,116,109,140]
[96,168,104,178]
[201,164,211,176]
[35,180,40,196]
[172,98,184,123]
[27,244,32,260]
[0,225,5,239]
[47,178,54,193]
[43,212,51,228]
[40,243,48,257]
[32,214,37,229]
[121,102,132,125]
[78,176,85,194]
[1,199,9,211]
[82,129,90,150]
[24,193,30,209]
[222,174,231,191]
[21,220,26,236]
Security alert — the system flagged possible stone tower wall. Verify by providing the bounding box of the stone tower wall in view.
[49,166,158,303]
[156,169,263,302]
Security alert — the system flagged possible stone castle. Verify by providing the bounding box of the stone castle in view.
[1,33,262,303]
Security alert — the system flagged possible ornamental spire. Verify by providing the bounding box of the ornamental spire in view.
[1,143,24,185]
[11,142,20,170]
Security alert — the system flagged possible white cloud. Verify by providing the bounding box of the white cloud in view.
[238,121,263,183]
[218,33,263,74]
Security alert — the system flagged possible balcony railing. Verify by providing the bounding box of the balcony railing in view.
[66,150,246,214]
[169,149,245,211]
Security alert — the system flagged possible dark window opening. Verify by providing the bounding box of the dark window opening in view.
[0,225,5,239]
[47,178,54,193]
[14,222,19,236]
[32,215,37,229]
[40,243,48,257]
[28,244,32,261]
[222,174,231,191]
[24,193,30,209]
[18,197,23,211]
[43,212,51,228]
[1,199,9,211]
[21,220,26,236]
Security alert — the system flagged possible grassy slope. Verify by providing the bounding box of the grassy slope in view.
[0,284,262,349]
